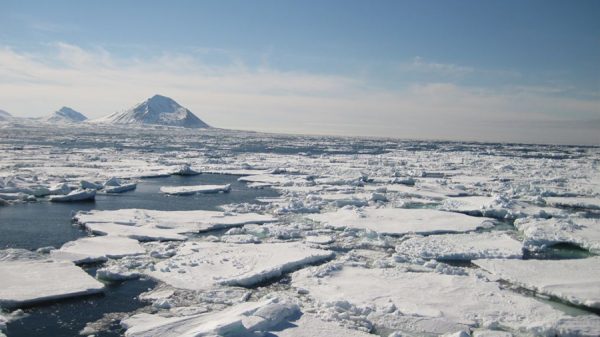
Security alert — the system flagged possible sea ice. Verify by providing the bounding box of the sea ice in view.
[74,208,277,233]
[84,222,187,241]
[546,197,600,210]
[292,265,600,336]
[0,259,104,308]
[474,257,600,309]
[122,299,298,337]
[104,182,137,193]
[514,217,600,253]
[307,207,494,235]
[146,241,334,290]
[160,184,231,195]
[396,231,523,261]
[48,188,96,202]
[50,236,145,264]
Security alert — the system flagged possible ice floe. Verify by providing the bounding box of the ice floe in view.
[74,208,277,233]
[160,184,231,195]
[50,236,145,264]
[146,241,334,290]
[292,265,600,336]
[49,188,96,202]
[396,231,523,261]
[308,207,495,235]
[474,257,600,309]
[515,217,600,253]
[0,259,104,308]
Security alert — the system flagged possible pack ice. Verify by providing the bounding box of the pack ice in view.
[74,208,277,234]
[474,257,600,309]
[292,265,600,336]
[308,207,494,235]
[160,184,231,195]
[0,258,104,308]
[146,241,334,290]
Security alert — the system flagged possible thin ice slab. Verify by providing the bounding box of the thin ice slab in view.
[160,184,231,195]
[474,257,600,309]
[292,266,600,336]
[396,232,523,261]
[74,208,277,233]
[146,241,334,290]
[50,236,145,264]
[307,207,494,235]
[515,217,600,253]
[49,189,95,202]
[0,259,104,308]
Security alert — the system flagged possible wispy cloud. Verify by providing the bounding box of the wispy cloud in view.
[0,43,597,144]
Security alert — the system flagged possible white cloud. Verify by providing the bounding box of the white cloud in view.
[0,43,597,145]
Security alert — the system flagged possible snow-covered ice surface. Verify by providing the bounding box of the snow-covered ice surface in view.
[292,265,600,336]
[308,207,495,235]
[0,258,104,308]
[396,231,523,261]
[146,241,334,290]
[474,258,600,309]
[0,123,599,337]
[74,208,277,233]
[50,236,145,264]
[515,217,600,253]
[160,183,231,195]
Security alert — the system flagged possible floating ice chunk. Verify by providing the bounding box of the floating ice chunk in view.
[515,217,600,253]
[474,257,600,309]
[273,314,373,337]
[305,235,335,245]
[292,266,600,336]
[48,182,71,195]
[546,197,600,210]
[75,208,277,233]
[105,182,137,193]
[50,236,145,264]
[84,222,187,241]
[171,164,200,176]
[396,232,523,261]
[441,196,563,220]
[104,177,122,186]
[308,207,494,235]
[122,299,299,337]
[0,259,104,308]
[49,188,95,202]
[160,184,231,195]
[80,180,103,190]
[146,241,333,290]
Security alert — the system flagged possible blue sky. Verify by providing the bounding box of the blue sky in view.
[1,0,599,144]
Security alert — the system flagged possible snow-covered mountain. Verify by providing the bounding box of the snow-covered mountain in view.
[96,95,209,128]
[0,109,13,121]
[43,107,88,123]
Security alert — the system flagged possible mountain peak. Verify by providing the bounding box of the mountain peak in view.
[44,106,88,123]
[0,109,13,121]
[96,95,209,128]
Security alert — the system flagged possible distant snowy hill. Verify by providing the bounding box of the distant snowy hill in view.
[0,109,13,121]
[95,95,209,128]
[43,107,88,123]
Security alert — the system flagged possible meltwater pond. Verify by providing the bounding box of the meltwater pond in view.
[0,174,278,337]
[0,173,278,250]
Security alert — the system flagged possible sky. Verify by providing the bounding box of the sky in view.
[1,0,599,145]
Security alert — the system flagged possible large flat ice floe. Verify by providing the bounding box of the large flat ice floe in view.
[292,266,600,336]
[146,241,334,290]
[85,222,187,241]
[50,236,145,264]
[307,207,494,235]
[474,257,600,309]
[122,298,370,337]
[515,217,600,253]
[396,231,523,261]
[48,188,96,202]
[74,208,277,234]
[546,197,600,210]
[160,184,231,195]
[0,259,104,308]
